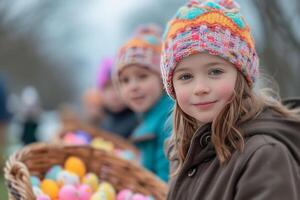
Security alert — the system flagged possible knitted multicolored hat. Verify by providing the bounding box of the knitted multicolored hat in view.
[161,0,259,98]
[114,24,163,76]
[96,57,114,90]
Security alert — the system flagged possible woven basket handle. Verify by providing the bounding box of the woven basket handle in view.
[4,151,36,200]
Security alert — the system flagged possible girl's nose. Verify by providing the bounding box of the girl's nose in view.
[128,78,139,91]
[193,79,210,95]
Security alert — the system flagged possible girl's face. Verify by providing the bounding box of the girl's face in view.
[173,53,237,123]
[102,81,125,112]
[119,64,163,113]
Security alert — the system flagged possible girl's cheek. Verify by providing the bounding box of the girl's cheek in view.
[217,83,235,99]
[119,87,128,100]
[176,90,190,104]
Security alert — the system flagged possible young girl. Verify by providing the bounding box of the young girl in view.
[114,24,173,181]
[97,57,138,138]
[160,0,300,199]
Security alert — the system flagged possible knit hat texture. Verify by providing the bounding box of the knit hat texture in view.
[161,0,259,98]
[115,24,163,75]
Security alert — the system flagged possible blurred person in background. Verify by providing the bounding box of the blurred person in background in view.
[57,103,80,130]
[81,87,103,127]
[114,24,173,182]
[97,57,138,138]
[19,86,41,145]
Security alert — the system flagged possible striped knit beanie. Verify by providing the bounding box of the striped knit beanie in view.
[114,24,163,76]
[161,0,259,98]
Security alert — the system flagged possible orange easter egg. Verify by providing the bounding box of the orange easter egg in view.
[64,156,86,178]
[40,179,59,199]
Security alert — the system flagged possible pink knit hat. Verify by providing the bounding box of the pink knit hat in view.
[161,0,259,99]
[96,57,114,90]
[114,24,163,76]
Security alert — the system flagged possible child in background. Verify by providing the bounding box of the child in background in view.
[114,24,173,182]
[97,57,138,138]
[81,87,103,127]
[19,86,41,145]
[161,0,300,199]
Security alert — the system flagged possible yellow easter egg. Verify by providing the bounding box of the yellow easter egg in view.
[90,191,104,200]
[97,182,116,200]
[40,179,59,199]
[64,156,86,178]
[82,173,99,191]
[91,138,114,152]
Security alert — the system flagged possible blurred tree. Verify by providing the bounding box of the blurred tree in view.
[254,0,300,97]
[0,0,104,109]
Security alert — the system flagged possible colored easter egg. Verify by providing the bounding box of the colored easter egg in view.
[90,191,105,200]
[57,170,80,186]
[63,132,76,143]
[147,196,155,200]
[64,156,86,178]
[119,150,135,161]
[32,186,44,196]
[97,182,116,200]
[59,184,93,200]
[78,184,93,200]
[45,165,63,180]
[91,138,114,152]
[132,193,148,200]
[58,185,77,200]
[30,176,40,187]
[75,130,92,143]
[116,189,133,200]
[40,179,59,199]
[82,173,99,191]
[36,194,51,200]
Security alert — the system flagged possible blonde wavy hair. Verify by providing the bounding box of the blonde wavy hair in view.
[171,73,300,175]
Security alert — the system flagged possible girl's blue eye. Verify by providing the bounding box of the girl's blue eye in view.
[208,68,224,76]
[178,73,192,80]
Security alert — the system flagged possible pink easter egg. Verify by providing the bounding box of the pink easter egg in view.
[117,189,133,200]
[63,133,76,143]
[59,185,78,200]
[36,194,51,200]
[114,148,122,155]
[132,193,148,200]
[72,136,86,145]
[78,184,92,200]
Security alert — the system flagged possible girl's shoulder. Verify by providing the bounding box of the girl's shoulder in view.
[242,134,288,157]
[239,107,300,166]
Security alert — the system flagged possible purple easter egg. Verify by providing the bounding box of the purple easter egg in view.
[75,130,92,144]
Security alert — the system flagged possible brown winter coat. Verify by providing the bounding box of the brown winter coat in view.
[166,106,300,200]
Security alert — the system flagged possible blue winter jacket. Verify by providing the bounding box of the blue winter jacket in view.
[131,94,174,182]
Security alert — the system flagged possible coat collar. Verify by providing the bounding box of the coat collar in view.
[179,123,216,174]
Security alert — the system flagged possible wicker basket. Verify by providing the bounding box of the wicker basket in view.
[4,143,168,200]
[56,123,140,158]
